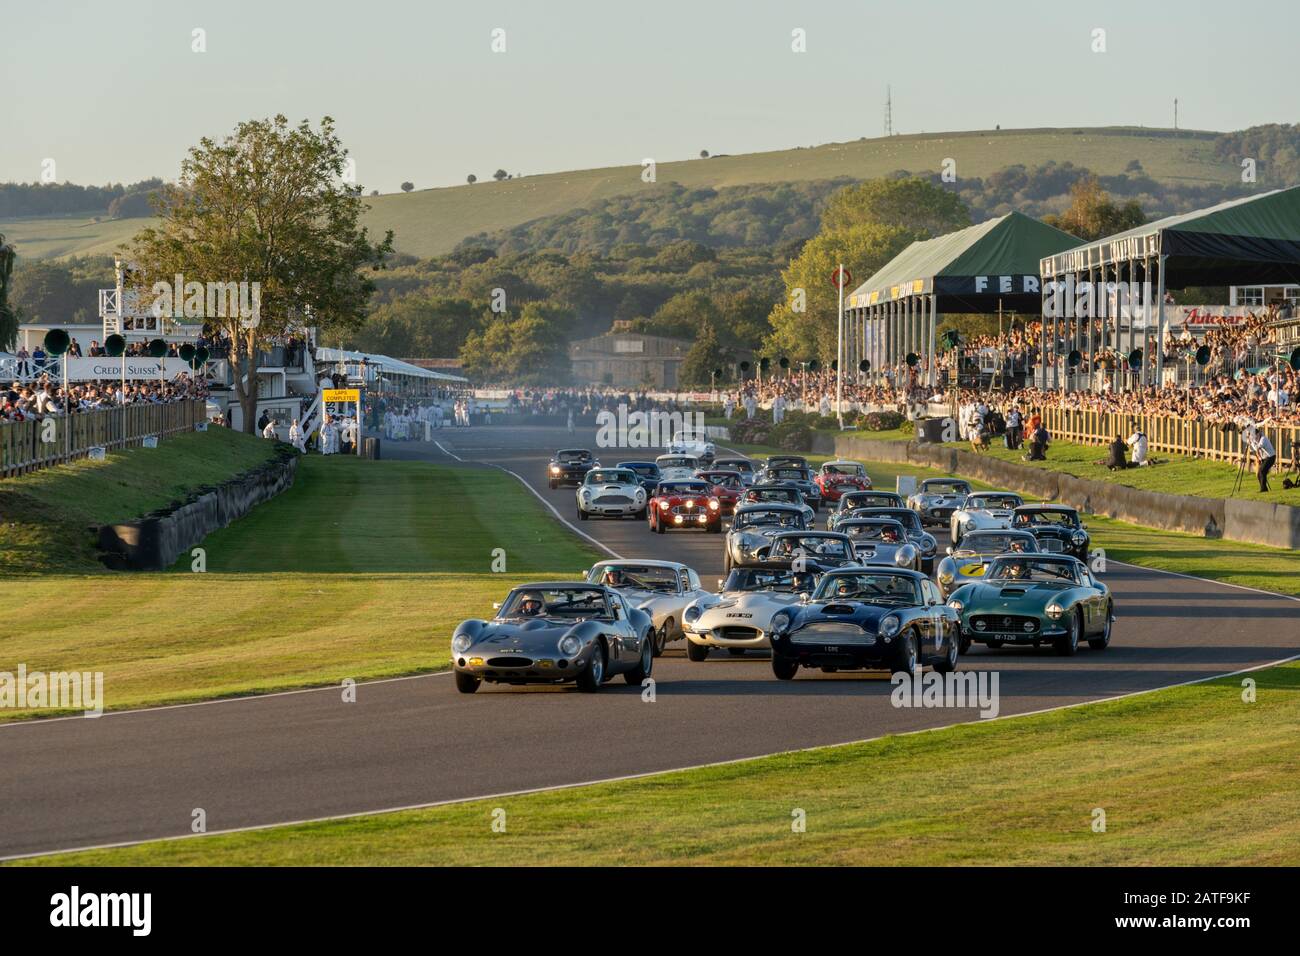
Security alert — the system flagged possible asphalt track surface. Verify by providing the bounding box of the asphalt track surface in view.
[3,424,1298,859]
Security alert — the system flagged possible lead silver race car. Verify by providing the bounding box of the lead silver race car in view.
[682,564,817,660]
[655,453,701,480]
[576,467,649,520]
[906,477,973,526]
[948,491,1024,544]
[451,583,654,693]
[723,502,811,574]
[935,528,1039,598]
[586,559,710,655]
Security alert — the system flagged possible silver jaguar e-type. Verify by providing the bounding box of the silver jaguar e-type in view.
[586,559,710,655]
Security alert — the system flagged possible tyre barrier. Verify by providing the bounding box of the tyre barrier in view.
[97,446,300,570]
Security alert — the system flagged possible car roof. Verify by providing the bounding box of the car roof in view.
[771,530,850,539]
[922,477,970,486]
[590,559,685,571]
[656,453,697,460]
[735,502,804,513]
[840,516,905,527]
[512,581,612,590]
[615,460,658,468]
[822,566,927,580]
[555,449,593,455]
[822,460,862,467]
[714,456,752,464]
[1015,504,1077,513]
[697,469,742,477]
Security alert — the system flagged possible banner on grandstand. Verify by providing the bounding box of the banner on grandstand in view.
[61,357,205,381]
[1165,305,1253,329]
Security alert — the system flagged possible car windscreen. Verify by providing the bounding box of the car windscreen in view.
[588,566,679,592]
[557,451,591,462]
[620,464,658,477]
[717,460,754,473]
[698,473,742,488]
[770,468,806,481]
[969,494,1020,509]
[734,509,801,529]
[867,509,921,531]
[840,521,905,542]
[814,572,921,603]
[842,493,897,510]
[771,536,851,559]
[985,558,1080,583]
[923,481,969,494]
[1014,511,1078,528]
[959,532,1036,554]
[724,568,798,591]
[659,482,710,495]
[747,488,796,502]
[658,457,695,468]
[586,470,635,485]
[500,588,608,619]
[823,463,863,475]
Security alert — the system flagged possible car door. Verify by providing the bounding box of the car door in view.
[921,580,947,654]
[614,594,639,659]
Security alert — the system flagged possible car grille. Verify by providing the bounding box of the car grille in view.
[1038,538,1066,552]
[791,622,875,645]
[595,494,633,504]
[715,626,760,640]
[671,504,706,514]
[969,614,1039,634]
[486,656,533,667]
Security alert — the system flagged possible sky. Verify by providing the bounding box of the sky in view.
[2,0,1298,193]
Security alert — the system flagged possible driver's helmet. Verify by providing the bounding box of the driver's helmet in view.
[835,579,855,596]
[601,569,622,586]
[881,527,901,543]
[1008,540,1026,552]
[1004,561,1029,579]
[517,591,545,615]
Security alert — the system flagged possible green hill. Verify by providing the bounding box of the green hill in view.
[2,127,1241,262]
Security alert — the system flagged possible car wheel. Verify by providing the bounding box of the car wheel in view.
[656,519,666,534]
[686,640,710,662]
[1088,603,1112,651]
[708,520,721,534]
[576,642,606,692]
[934,630,960,674]
[636,507,647,520]
[578,506,588,521]
[625,634,654,684]
[549,480,557,489]
[958,633,971,655]
[772,656,798,680]
[1054,610,1080,656]
[454,671,481,694]
[655,618,673,656]
[890,630,918,678]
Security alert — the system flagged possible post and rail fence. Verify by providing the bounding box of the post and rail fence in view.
[1,399,206,478]
[1038,405,1297,466]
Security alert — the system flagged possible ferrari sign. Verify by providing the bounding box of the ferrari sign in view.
[322,388,360,403]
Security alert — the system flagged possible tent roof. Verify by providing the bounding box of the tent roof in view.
[1041,186,1300,287]
[847,212,1079,313]
[315,346,468,383]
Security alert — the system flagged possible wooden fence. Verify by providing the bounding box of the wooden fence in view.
[1,399,206,478]
[1040,406,1298,466]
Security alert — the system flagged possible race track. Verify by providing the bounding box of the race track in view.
[3,424,1298,859]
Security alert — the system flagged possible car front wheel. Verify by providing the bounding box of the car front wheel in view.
[625,634,653,684]
[934,630,959,673]
[890,630,918,678]
[1054,610,1080,656]
[454,671,481,694]
[655,618,673,656]
[772,656,798,680]
[686,640,710,662]
[576,643,606,691]
[1088,603,1112,651]
[578,506,588,521]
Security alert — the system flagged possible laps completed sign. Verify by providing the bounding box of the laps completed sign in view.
[322,389,361,403]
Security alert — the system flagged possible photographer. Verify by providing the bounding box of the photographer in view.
[1126,429,1149,467]
[1244,425,1276,493]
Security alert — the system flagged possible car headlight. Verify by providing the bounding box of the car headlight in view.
[709,498,719,510]
[635,488,645,499]
[921,536,937,554]
[451,634,472,654]
[947,599,964,612]
[1045,603,1065,620]
[550,465,560,474]
[879,615,901,638]
[558,634,582,656]
[896,545,917,566]
[684,605,701,624]
[659,500,670,510]
[938,570,954,585]
[1071,531,1087,545]
[770,610,792,635]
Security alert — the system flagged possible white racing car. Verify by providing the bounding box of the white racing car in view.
[949,491,1024,544]
[668,428,715,465]
[906,478,974,526]
[655,453,700,481]
[682,564,817,660]
[836,517,921,570]
[576,467,648,520]
[587,560,710,655]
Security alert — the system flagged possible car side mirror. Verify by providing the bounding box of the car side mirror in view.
[492,602,502,611]
[798,592,810,603]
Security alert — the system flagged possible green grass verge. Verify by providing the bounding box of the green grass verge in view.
[20,660,1298,866]
[0,428,280,574]
[724,441,1300,595]
[0,455,602,720]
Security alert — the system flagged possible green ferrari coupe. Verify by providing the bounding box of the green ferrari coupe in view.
[946,554,1113,656]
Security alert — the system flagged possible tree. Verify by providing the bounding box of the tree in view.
[129,115,393,433]
[466,174,477,185]
[401,181,414,193]
[0,233,16,351]
[493,169,508,182]
[679,322,730,387]
[1043,175,1144,240]
[820,177,971,238]
[700,150,710,158]
[459,301,573,383]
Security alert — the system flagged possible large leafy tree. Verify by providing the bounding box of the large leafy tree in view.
[679,321,732,387]
[820,177,971,238]
[129,115,392,432]
[459,301,573,384]
[1043,175,1144,240]
[0,233,16,351]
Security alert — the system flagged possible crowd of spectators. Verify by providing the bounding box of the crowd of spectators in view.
[0,375,208,424]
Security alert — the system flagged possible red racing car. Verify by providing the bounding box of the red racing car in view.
[693,469,746,514]
[647,479,723,533]
[814,459,873,503]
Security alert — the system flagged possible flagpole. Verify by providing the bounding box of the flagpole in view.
[836,262,845,428]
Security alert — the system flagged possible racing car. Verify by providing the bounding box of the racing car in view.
[647,479,723,533]
[616,460,663,495]
[741,482,815,525]
[946,553,1113,655]
[451,583,654,693]
[1010,504,1091,561]
[576,467,648,520]
[906,477,973,526]
[693,469,746,514]
[668,427,715,465]
[768,568,960,680]
[934,528,1039,598]
[826,490,906,530]
[548,449,598,488]
[655,453,700,481]
[949,491,1025,544]
[836,517,921,570]
[712,456,757,486]
[757,462,822,511]
[761,530,858,570]
[850,507,940,573]
[813,460,873,503]
[586,559,711,655]
[723,502,811,573]
[682,564,817,660]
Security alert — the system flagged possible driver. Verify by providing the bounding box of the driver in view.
[1003,560,1030,580]
[835,578,857,597]
[517,591,545,616]
[880,526,901,543]
[602,569,622,587]
[1008,539,1027,553]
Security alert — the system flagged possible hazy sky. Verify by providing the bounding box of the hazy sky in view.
[3,0,1297,193]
